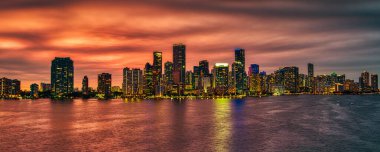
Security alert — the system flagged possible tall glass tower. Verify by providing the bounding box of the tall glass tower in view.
[51,57,74,97]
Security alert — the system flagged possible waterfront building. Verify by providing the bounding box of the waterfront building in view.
[30,83,39,98]
[82,76,89,95]
[173,43,186,94]
[371,74,378,92]
[249,64,259,75]
[213,63,229,95]
[143,63,154,96]
[153,52,162,93]
[97,73,112,97]
[199,60,210,77]
[123,68,144,96]
[51,57,74,97]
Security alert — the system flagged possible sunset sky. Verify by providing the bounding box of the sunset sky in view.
[0,0,379,90]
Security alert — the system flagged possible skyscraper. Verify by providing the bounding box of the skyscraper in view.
[123,67,143,96]
[307,63,314,92]
[51,57,74,97]
[308,63,314,77]
[199,60,210,77]
[275,67,299,93]
[82,76,89,95]
[173,43,186,85]
[1,77,12,97]
[153,51,162,90]
[97,73,112,97]
[249,64,259,75]
[193,66,200,89]
[11,79,20,95]
[144,63,154,96]
[232,61,244,93]
[371,74,378,91]
[173,43,186,94]
[360,71,370,91]
[235,48,245,69]
[30,83,39,98]
[214,63,229,95]
[164,61,173,85]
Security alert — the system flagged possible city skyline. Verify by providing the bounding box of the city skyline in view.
[2,46,380,90]
[0,1,380,90]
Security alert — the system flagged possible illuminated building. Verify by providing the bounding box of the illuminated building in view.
[51,57,74,97]
[248,73,261,95]
[193,66,200,89]
[30,83,39,98]
[173,43,186,94]
[235,48,245,69]
[82,76,89,95]
[11,79,20,95]
[153,52,162,91]
[185,71,193,90]
[123,67,143,96]
[298,74,308,92]
[143,63,154,96]
[97,73,112,97]
[200,76,212,94]
[40,83,51,92]
[1,78,21,98]
[199,60,210,76]
[307,63,314,92]
[249,64,259,75]
[232,61,244,93]
[213,63,229,95]
[371,74,378,92]
[164,61,173,85]
[1,78,12,97]
[359,71,371,92]
[275,67,299,93]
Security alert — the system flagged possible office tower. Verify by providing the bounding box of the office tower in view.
[82,76,89,95]
[123,67,143,96]
[232,61,244,93]
[97,73,112,97]
[199,60,210,76]
[307,63,314,92]
[153,52,162,90]
[51,57,74,97]
[143,63,154,96]
[275,67,299,93]
[30,83,39,98]
[308,63,314,77]
[214,63,229,95]
[11,79,20,95]
[235,48,245,69]
[371,74,378,91]
[1,78,21,97]
[193,66,200,89]
[0,77,12,96]
[40,83,51,92]
[173,43,186,87]
[249,64,259,75]
[336,74,346,84]
[164,61,173,85]
[360,71,370,91]
[185,71,193,90]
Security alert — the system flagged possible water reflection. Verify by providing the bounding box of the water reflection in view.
[213,99,232,152]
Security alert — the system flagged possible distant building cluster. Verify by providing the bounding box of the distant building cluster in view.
[1,43,379,99]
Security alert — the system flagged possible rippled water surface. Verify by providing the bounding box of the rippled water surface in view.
[1,95,380,151]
